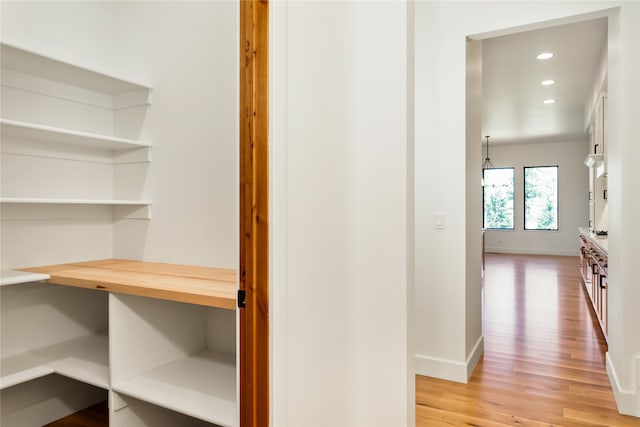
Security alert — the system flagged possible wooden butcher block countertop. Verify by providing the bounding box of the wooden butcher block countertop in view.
[22,259,237,309]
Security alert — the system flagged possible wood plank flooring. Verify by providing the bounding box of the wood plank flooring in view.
[43,401,108,427]
[416,253,639,426]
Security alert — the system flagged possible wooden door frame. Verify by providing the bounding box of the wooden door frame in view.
[239,0,269,426]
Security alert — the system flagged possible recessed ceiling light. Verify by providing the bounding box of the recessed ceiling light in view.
[544,99,556,104]
[537,52,554,60]
[541,79,556,86]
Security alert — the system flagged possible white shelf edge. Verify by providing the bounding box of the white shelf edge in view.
[0,270,50,286]
[48,358,110,390]
[0,333,109,391]
[1,119,151,150]
[0,365,55,389]
[1,42,152,94]
[0,198,152,205]
[112,350,237,427]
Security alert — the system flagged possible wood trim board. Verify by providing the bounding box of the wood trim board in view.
[240,0,270,425]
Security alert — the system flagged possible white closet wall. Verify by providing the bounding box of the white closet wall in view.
[111,1,238,268]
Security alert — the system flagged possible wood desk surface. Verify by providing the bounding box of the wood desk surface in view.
[22,259,237,309]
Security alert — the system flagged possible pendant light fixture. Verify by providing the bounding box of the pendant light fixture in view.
[482,135,495,169]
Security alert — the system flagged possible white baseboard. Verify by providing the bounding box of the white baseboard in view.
[485,247,578,256]
[415,336,484,384]
[637,355,640,417]
[466,335,484,380]
[605,352,638,417]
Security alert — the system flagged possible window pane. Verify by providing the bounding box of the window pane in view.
[483,168,514,230]
[524,166,558,230]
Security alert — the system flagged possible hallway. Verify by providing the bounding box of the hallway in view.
[416,253,638,426]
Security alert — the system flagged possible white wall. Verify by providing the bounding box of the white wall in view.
[0,1,116,73]
[484,140,589,256]
[271,1,414,425]
[111,1,238,268]
[605,4,640,416]
[415,0,640,417]
[465,38,484,378]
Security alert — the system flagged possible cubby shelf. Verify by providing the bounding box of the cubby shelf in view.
[1,42,151,95]
[0,332,109,390]
[113,350,236,427]
[1,119,151,151]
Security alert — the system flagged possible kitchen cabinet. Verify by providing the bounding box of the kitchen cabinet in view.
[578,228,608,341]
[585,94,608,232]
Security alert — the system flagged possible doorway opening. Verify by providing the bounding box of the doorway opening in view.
[418,5,635,425]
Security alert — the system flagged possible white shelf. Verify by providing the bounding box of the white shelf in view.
[0,270,50,286]
[1,332,109,390]
[0,198,151,205]
[1,119,151,151]
[1,42,151,95]
[113,350,237,427]
[0,358,54,389]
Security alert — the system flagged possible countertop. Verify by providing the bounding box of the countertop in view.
[579,227,608,255]
[21,259,237,309]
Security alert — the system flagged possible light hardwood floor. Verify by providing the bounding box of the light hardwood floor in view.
[43,401,108,427]
[416,253,639,426]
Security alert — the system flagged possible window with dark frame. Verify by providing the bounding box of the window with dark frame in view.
[483,167,514,230]
[524,166,558,231]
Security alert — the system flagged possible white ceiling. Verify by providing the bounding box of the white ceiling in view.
[482,18,607,145]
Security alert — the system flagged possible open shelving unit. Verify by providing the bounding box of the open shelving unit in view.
[0,276,110,427]
[1,36,157,412]
[113,350,236,426]
[0,38,237,427]
[99,260,237,426]
[0,42,152,217]
[0,279,109,393]
[109,292,237,427]
[5,260,238,427]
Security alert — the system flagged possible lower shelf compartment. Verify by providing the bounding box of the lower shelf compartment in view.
[0,332,109,390]
[44,400,108,427]
[113,350,236,427]
[1,375,108,427]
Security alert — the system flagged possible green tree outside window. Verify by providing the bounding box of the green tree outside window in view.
[483,168,514,229]
[524,166,558,230]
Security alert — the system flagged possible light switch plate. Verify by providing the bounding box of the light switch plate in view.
[434,212,445,230]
